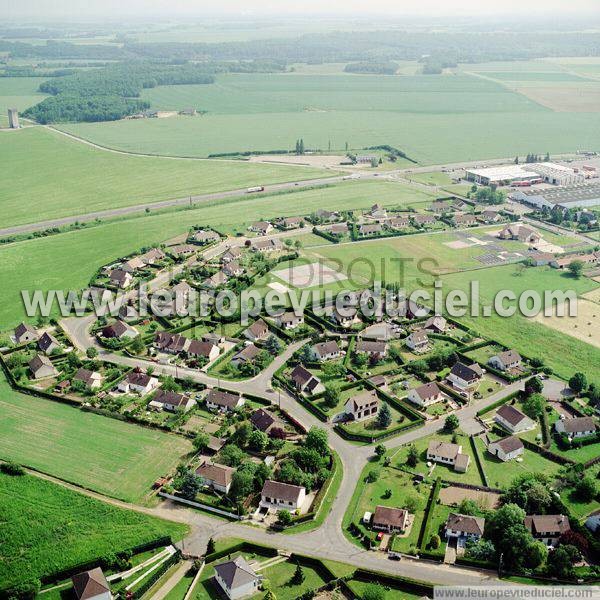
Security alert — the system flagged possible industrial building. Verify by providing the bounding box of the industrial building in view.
[465,162,584,187]
[510,182,600,210]
[7,108,20,129]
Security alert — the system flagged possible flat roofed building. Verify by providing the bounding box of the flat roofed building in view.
[465,165,541,186]
[511,182,600,210]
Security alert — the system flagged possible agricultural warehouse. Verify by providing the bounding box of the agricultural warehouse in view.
[510,181,600,210]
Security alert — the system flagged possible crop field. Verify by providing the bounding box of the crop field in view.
[0,472,188,591]
[55,69,600,163]
[0,179,432,327]
[0,127,331,228]
[0,378,192,502]
[0,76,47,116]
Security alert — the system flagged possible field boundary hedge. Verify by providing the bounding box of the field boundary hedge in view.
[418,477,442,551]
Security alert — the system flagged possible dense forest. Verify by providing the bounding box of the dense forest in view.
[23,94,149,124]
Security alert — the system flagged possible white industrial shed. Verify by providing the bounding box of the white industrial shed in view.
[510,182,600,210]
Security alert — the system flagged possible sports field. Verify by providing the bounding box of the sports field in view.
[0,179,433,327]
[0,377,192,502]
[0,472,188,590]
[51,67,600,162]
[0,127,331,228]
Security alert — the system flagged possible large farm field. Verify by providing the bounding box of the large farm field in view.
[0,127,331,228]
[0,179,431,328]
[55,69,600,163]
[0,377,192,502]
[0,472,188,591]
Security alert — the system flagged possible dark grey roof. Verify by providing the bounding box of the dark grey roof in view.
[214,555,258,590]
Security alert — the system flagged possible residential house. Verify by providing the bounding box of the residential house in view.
[249,238,283,253]
[118,301,138,322]
[412,214,436,227]
[205,435,226,455]
[249,221,273,235]
[355,340,388,360]
[72,567,112,600]
[495,404,535,434]
[274,311,304,330]
[29,354,58,379]
[38,331,60,354]
[423,315,447,334]
[290,365,323,395]
[196,462,235,494]
[406,329,429,352]
[168,244,196,258]
[260,479,306,511]
[149,389,195,413]
[279,216,305,229]
[488,350,522,371]
[154,331,190,354]
[205,389,244,412]
[389,216,411,229]
[344,390,379,422]
[231,344,261,367]
[250,408,284,435]
[171,280,193,301]
[447,362,483,391]
[223,261,244,278]
[140,247,166,264]
[479,210,502,223]
[109,269,133,289]
[243,319,269,342]
[487,436,524,461]
[427,441,470,472]
[73,368,103,390]
[525,514,570,547]
[360,321,399,341]
[327,223,349,235]
[429,200,452,213]
[445,513,485,545]
[221,247,243,263]
[315,209,341,222]
[121,256,146,272]
[358,223,382,237]
[399,299,426,320]
[367,203,387,221]
[407,382,443,408]
[117,370,159,395]
[187,340,220,362]
[311,341,341,361]
[527,251,555,267]
[550,251,600,270]
[585,509,600,533]
[193,229,221,244]
[452,213,478,227]
[14,322,38,344]
[555,416,596,439]
[331,307,358,328]
[203,270,229,288]
[102,321,138,340]
[372,506,409,533]
[213,556,260,600]
[497,224,541,243]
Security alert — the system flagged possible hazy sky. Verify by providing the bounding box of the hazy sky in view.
[4,0,599,20]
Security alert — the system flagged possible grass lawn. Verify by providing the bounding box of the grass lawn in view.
[346,580,423,600]
[0,472,188,591]
[406,171,454,187]
[474,437,561,490]
[0,127,332,228]
[256,560,327,600]
[0,376,192,502]
[393,432,484,487]
[464,343,505,366]
[162,568,196,600]
[343,461,432,553]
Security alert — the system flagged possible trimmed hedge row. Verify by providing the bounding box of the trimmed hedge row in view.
[470,435,489,487]
[351,568,434,597]
[418,477,442,551]
[130,549,181,599]
[476,390,521,417]
[204,541,278,563]
[520,437,576,466]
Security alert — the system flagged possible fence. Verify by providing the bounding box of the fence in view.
[158,492,244,520]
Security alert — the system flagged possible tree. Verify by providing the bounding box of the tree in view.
[264,591,277,600]
[465,539,496,562]
[305,427,329,456]
[161,376,180,392]
[574,476,597,502]
[290,563,305,585]
[547,544,580,579]
[524,376,544,396]
[430,534,441,549]
[353,352,368,368]
[230,469,254,500]
[569,372,588,395]
[264,335,281,356]
[130,335,145,354]
[374,444,386,459]
[567,260,584,279]
[248,429,269,452]
[406,444,419,467]
[366,469,380,483]
[523,541,548,570]
[278,509,292,526]
[323,384,340,409]
[192,432,210,452]
[522,393,545,419]
[458,499,479,516]
[218,444,246,467]
[206,537,216,554]
[179,471,203,500]
[444,414,459,433]
[375,403,392,429]
[485,504,533,570]
[86,346,98,359]
[232,421,253,448]
[362,583,386,600]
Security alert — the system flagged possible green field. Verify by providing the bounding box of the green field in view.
[53,70,600,163]
[0,377,192,502]
[0,179,433,328]
[0,76,47,116]
[0,472,188,591]
[0,127,331,228]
